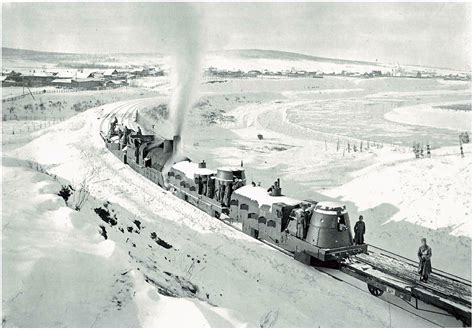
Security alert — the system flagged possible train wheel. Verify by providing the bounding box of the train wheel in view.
[368,284,384,297]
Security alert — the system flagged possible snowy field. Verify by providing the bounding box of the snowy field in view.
[2,76,471,327]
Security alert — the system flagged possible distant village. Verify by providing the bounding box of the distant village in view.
[1,63,470,91]
[1,67,164,90]
[204,65,471,81]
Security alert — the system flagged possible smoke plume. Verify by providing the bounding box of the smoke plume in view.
[169,4,205,142]
[161,4,205,185]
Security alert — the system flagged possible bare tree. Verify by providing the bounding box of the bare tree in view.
[70,150,99,211]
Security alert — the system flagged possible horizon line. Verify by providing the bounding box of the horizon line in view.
[2,46,470,72]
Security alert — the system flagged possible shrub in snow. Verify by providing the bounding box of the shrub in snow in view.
[94,206,117,226]
[70,180,90,211]
[132,220,141,230]
[150,232,173,249]
[57,185,73,204]
[99,225,108,240]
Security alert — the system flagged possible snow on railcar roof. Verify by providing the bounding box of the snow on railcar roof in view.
[234,185,302,208]
[217,166,245,172]
[316,201,346,210]
[172,161,216,179]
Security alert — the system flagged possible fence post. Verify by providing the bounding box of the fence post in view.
[459,135,464,157]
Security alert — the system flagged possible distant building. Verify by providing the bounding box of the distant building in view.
[75,69,96,79]
[51,78,73,87]
[53,71,76,79]
[247,70,262,77]
[103,69,119,78]
[371,70,382,77]
[0,75,18,87]
[148,67,164,76]
[22,71,57,87]
[392,63,405,77]
[72,78,104,90]
[4,70,22,83]
[105,79,128,88]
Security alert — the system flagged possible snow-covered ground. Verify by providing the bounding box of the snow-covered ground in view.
[325,145,471,237]
[2,75,471,327]
[137,76,471,279]
[207,97,471,279]
[5,100,457,327]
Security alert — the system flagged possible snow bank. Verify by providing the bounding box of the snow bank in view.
[325,145,472,238]
[385,100,472,131]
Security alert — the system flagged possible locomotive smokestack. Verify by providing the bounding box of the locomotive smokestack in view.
[274,178,282,196]
[172,135,181,155]
[163,140,172,153]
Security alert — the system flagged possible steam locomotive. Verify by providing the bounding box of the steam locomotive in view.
[101,122,367,265]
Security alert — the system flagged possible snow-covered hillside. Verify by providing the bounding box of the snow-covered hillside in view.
[3,99,459,327]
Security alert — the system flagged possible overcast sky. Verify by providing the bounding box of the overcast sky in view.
[2,2,472,70]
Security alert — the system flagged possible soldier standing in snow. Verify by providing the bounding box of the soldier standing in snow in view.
[354,215,366,245]
[418,238,432,282]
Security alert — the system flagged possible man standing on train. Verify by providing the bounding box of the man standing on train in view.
[418,238,432,282]
[354,215,366,245]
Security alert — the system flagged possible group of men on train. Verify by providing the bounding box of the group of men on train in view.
[196,174,244,207]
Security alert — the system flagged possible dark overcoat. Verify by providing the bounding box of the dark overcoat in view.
[354,220,365,244]
[418,245,432,277]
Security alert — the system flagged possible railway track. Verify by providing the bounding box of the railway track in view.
[199,214,469,327]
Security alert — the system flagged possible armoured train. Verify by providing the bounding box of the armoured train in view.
[101,120,367,265]
[99,120,472,326]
